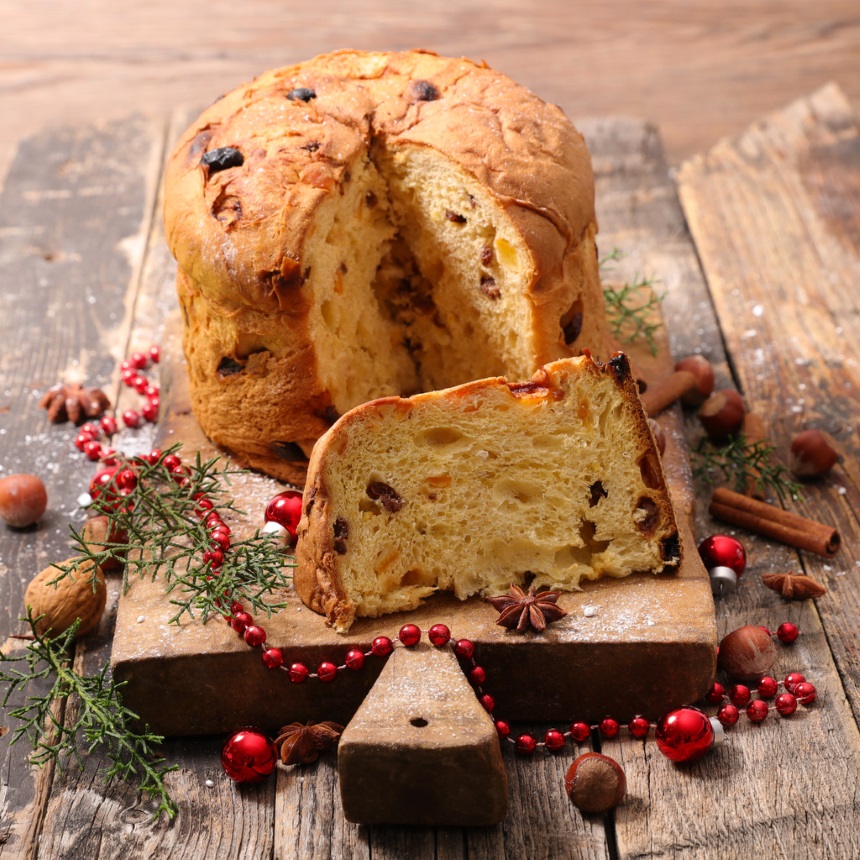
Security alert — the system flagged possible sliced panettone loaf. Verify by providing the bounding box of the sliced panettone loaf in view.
[295,353,680,632]
[163,49,607,484]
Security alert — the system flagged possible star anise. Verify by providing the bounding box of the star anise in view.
[274,720,344,765]
[761,572,827,600]
[486,583,568,633]
[39,382,111,424]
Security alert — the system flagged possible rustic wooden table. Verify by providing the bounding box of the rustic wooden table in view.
[1,23,859,860]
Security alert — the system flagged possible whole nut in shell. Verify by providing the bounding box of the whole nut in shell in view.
[717,624,776,682]
[0,474,48,528]
[790,429,838,479]
[675,355,715,408]
[565,752,627,813]
[697,390,746,443]
[81,515,128,573]
[24,558,106,637]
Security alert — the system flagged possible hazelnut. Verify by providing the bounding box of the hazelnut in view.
[648,418,666,456]
[0,473,48,528]
[717,625,776,682]
[674,355,715,407]
[565,752,626,813]
[24,558,106,637]
[790,429,838,479]
[697,390,746,443]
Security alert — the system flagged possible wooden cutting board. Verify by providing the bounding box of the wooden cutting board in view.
[110,317,717,824]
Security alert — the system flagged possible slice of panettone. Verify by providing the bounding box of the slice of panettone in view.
[294,353,679,632]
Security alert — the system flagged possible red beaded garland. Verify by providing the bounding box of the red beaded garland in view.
[570,721,591,743]
[746,699,769,723]
[428,624,451,647]
[495,720,511,740]
[757,676,779,699]
[371,636,393,657]
[453,639,474,659]
[230,612,253,634]
[288,662,309,684]
[469,666,487,686]
[729,684,752,707]
[264,491,303,540]
[243,625,267,648]
[398,624,421,647]
[84,440,103,461]
[544,729,566,752]
[794,682,817,705]
[717,703,740,727]
[221,729,278,784]
[598,717,620,739]
[100,415,118,436]
[705,682,726,705]
[515,733,537,755]
[629,716,651,739]
[655,708,715,762]
[784,672,806,694]
[775,692,798,716]
[345,649,366,671]
[122,409,141,429]
[262,648,284,669]
[480,694,495,713]
[161,453,182,472]
[777,622,800,644]
[317,661,338,683]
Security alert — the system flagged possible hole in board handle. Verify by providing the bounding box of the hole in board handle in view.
[410,718,428,728]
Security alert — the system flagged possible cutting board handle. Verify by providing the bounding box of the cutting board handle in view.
[337,643,508,825]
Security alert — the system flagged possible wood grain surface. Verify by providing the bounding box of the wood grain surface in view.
[2,0,860,184]
[1,81,859,859]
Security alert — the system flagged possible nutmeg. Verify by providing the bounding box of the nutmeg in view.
[697,390,746,443]
[717,624,776,682]
[565,752,626,813]
[674,355,715,407]
[24,558,107,637]
[0,473,48,528]
[790,429,838,479]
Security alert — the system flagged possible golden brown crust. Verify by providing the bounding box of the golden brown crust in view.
[164,50,605,484]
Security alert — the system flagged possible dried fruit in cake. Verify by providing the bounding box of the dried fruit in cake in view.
[295,353,679,632]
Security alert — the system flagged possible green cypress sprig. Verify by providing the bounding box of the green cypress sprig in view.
[0,611,178,819]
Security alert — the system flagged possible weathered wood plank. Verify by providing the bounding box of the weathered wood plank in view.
[0,115,166,859]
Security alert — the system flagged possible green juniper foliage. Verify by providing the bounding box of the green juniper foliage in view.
[1,445,294,817]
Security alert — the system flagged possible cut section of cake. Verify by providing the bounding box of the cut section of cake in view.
[295,353,680,632]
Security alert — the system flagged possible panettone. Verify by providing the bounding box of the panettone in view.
[295,353,680,632]
[163,49,608,483]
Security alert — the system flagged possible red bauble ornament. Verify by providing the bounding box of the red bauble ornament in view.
[544,729,566,752]
[746,699,769,723]
[264,491,303,540]
[428,623,451,647]
[655,708,715,762]
[398,624,421,647]
[628,716,650,739]
[777,622,800,644]
[698,534,746,576]
[221,728,278,783]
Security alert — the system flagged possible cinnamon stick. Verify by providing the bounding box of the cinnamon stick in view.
[740,412,768,499]
[641,370,696,417]
[709,487,840,557]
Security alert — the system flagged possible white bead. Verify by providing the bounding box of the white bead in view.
[77,492,93,508]
[709,566,737,597]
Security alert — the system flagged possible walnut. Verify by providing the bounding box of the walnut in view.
[24,558,106,638]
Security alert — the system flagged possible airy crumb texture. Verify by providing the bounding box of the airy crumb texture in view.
[295,354,679,632]
[164,49,607,484]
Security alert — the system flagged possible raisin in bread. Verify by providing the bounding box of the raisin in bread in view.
[163,49,607,484]
[295,353,679,632]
